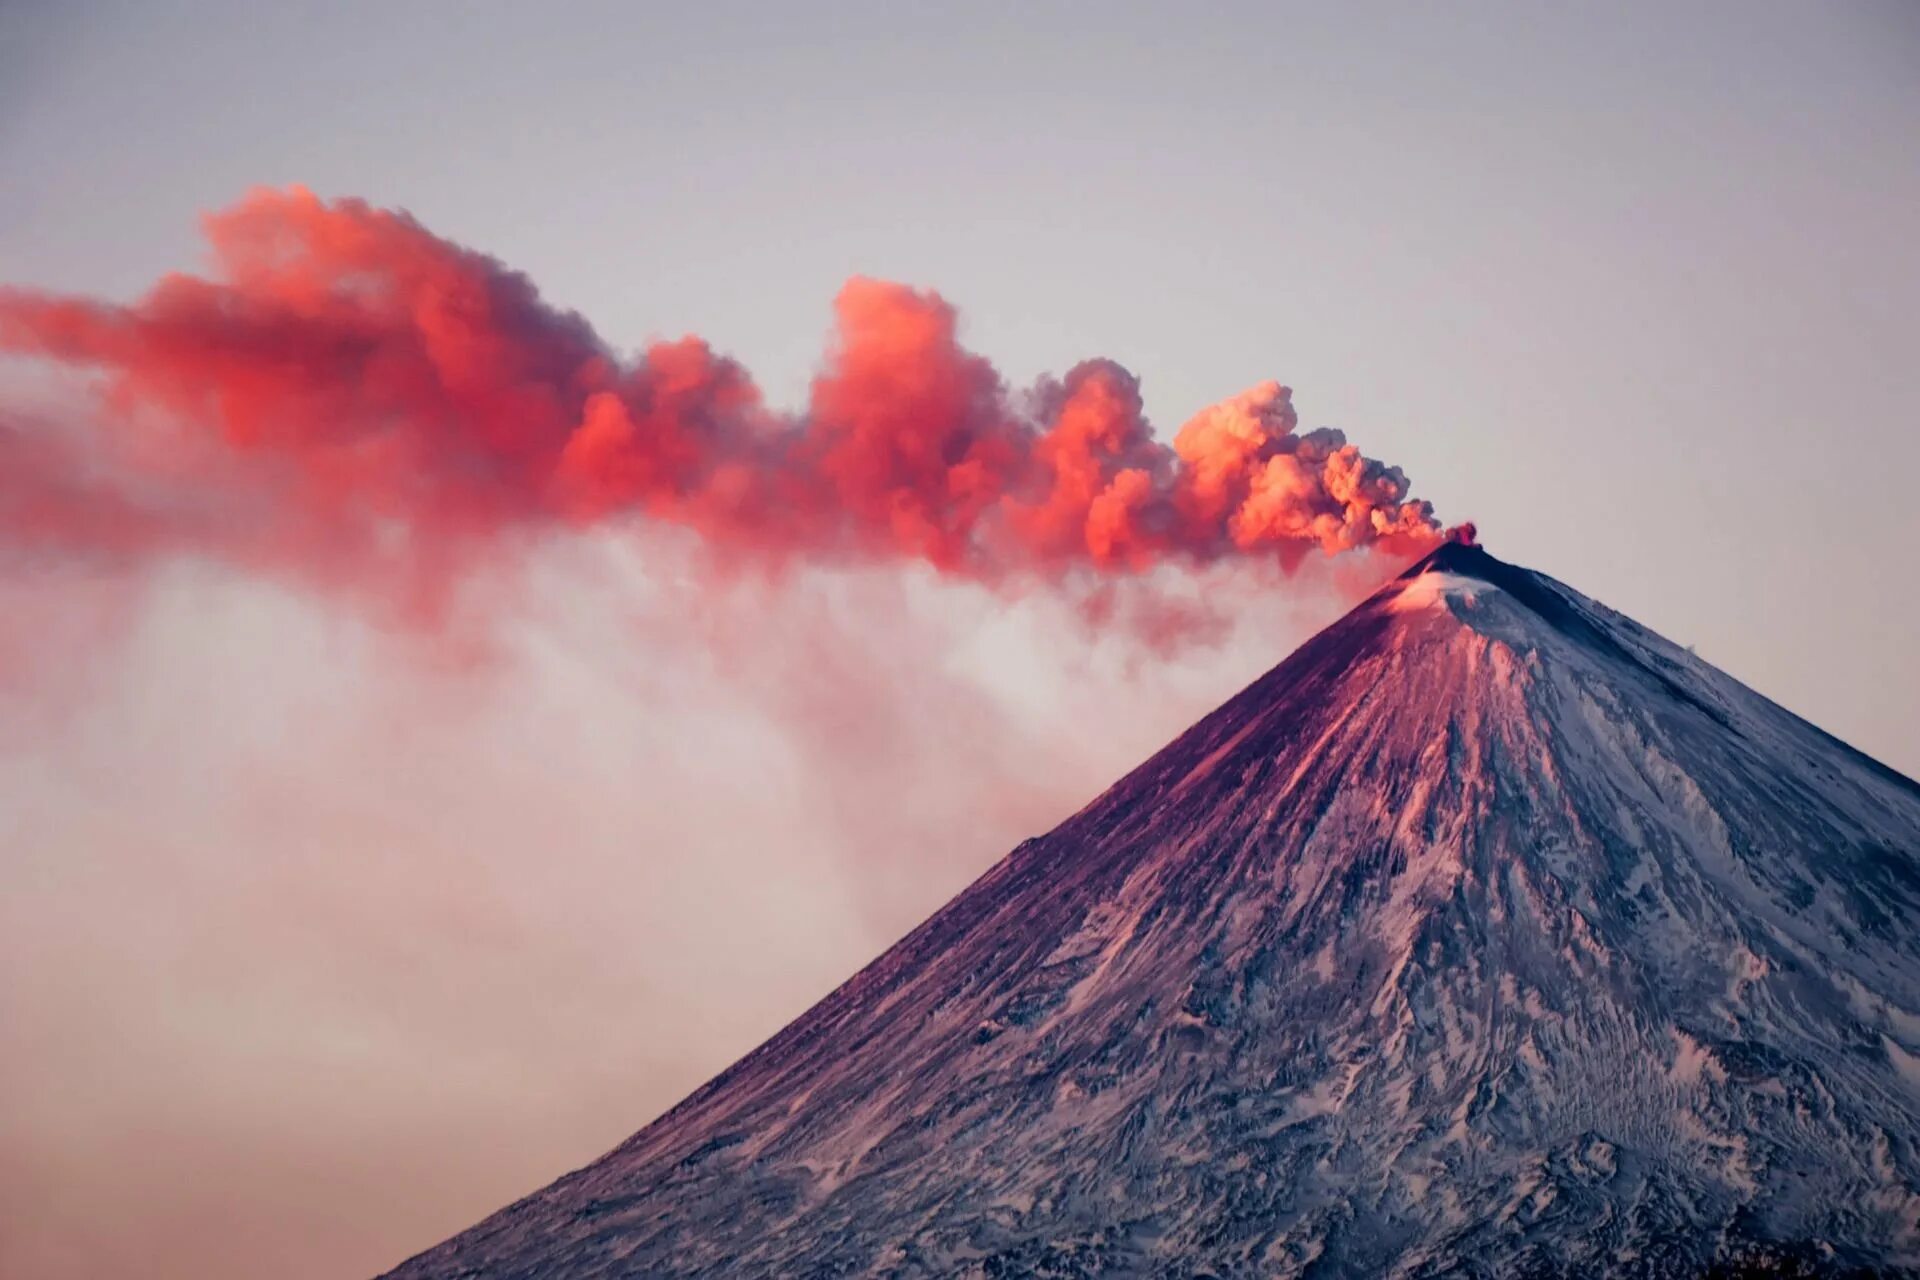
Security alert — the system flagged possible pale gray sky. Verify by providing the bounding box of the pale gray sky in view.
[2,4,1916,1278]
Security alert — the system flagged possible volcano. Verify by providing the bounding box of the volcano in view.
[383,543,1920,1278]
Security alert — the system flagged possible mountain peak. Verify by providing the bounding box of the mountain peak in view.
[385,545,1920,1280]
[1398,531,1500,582]
[1383,535,1660,687]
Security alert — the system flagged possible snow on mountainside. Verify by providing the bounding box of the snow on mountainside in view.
[383,542,1920,1278]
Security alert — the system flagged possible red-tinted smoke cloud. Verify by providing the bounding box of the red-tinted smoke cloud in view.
[0,187,1443,613]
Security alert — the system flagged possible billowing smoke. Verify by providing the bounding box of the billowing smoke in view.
[0,188,1454,1280]
[0,187,1442,624]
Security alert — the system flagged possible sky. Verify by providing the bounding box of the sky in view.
[2,3,1916,1278]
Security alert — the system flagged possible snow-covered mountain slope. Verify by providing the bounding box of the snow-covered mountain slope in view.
[382,542,1920,1278]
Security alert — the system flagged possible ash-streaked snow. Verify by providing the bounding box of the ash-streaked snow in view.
[1387,569,1498,614]
[383,542,1920,1279]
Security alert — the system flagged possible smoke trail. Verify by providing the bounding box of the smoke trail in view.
[0,188,1451,1280]
[0,187,1443,622]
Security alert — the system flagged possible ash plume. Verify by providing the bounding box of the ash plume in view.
[0,187,1443,622]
